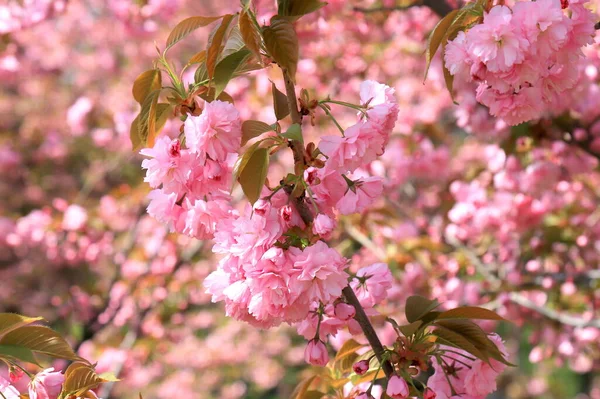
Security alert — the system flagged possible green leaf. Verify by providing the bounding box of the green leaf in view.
[0,314,43,337]
[398,320,423,338]
[241,120,273,146]
[207,14,235,80]
[263,17,299,82]
[0,325,83,362]
[132,69,162,105]
[272,81,290,120]
[165,16,223,51]
[213,48,252,97]
[0,344,39,365]
[281,123,303,143]
[238,147,269,204]
[424,9,459,81]
[239,9,263,60]
[405,295,440,323]
[437,306,506,321]
[195,63,209,84]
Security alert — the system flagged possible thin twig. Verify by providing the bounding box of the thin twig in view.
[446,235,600,329]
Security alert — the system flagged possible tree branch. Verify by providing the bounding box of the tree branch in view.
[342,286,394,378]
[446,235,600,329]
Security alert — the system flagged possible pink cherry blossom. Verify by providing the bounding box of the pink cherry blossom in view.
[28,368,64,399]
[184,100,242,161]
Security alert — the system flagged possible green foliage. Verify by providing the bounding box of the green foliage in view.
[238,147,270,204]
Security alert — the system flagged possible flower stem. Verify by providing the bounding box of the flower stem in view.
[342,285,394,378]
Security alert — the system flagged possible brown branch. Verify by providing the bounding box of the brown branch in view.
[446,236,600,329]
[343,286,394,378]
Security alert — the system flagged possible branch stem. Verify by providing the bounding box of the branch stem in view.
[342,286,394,378]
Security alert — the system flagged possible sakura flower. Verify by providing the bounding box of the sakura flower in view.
[184,100,242,161]
[29,368,64,399]
[337,176,383,215]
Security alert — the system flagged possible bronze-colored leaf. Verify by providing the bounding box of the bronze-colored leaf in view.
[290,375,318,399]
[272,81,290,120]
[63,362,113,397]
[138,90,160,148]
[186,50,207,67]
[206,14,235,80]
[238,147,269,204]
[405,295,440,323]
[437,306,506,321]
[239,9,263,60]
[130,114,142,151]
[424,9,459,81]
[278,0,328,19]
[132,69,162,105]
[0,314,43,337]
[166,16,223,51]
[263,17,299,82]
[241,120,273,146]
[0,326,83,362]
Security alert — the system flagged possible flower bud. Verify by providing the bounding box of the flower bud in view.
[423,387,437,399]
[386,375,409,399]
[356,393,374,399]
[9,367,24,383]
[304,339,329,367]
[334,302,355,321]
[353,359,369,375]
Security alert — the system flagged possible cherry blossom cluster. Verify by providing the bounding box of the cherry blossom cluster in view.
[445,0,596,125]
[140,80,399,363]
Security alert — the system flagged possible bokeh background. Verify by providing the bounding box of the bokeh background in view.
[1,0,600,398]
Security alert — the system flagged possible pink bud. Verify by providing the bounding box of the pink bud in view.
[356,393,374,399]
[423,387,436,399]
[9,367,24,383]
[334,302,355,321]
[304,339,329,367]
[353,359,369,375]
[386,375,409,399]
